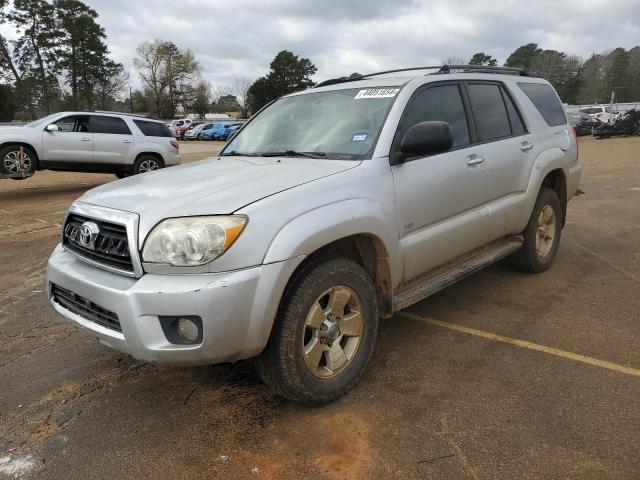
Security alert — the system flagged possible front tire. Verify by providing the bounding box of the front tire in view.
[132,155,164,175]
[257,256,379,405]
[1,145,36,178]
[510,188,562,273]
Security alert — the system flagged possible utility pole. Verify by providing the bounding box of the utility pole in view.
[129,86,134,114]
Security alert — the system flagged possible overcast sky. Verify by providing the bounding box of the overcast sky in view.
[2,0,640,90]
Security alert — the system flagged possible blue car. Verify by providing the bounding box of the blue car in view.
[201,123,229,140]
[196,123,215,140]
[218,124,242,141]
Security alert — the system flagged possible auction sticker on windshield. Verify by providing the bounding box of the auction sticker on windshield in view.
[354,88,400,99]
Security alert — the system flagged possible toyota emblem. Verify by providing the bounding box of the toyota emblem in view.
[78,221,100,250]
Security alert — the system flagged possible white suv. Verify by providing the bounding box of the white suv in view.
[0,111,181,179]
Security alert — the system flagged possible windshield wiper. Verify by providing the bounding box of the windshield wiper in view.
[260,150,327,159]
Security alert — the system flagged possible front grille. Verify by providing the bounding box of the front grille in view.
[51,284,121,332]
[63,213,134,273]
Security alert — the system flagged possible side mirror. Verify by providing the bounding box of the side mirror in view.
[399,121,453,159]
[45,124,59,132]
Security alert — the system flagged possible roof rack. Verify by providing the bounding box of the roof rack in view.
[82,110,152,118]
[316,64,529,88]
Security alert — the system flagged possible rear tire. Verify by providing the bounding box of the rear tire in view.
[132,155,164,175]
[510,188,562,273]
[1,145,36,178]
[256,256,379,405]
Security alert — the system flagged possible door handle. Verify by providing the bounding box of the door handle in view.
[466,154,484,166]
[123,140,133,144]
[81,138,91,142]
[521,142,534,151]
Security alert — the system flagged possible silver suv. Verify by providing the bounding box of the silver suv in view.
[0,111,180,179]
[46,66,581,404]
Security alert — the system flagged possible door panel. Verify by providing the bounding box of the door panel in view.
[390,83,490,283]
[392,147,490,281]
[93,134,134,164]
[41,115,93,163]
[465,82,533,239]
[90,116,135,164]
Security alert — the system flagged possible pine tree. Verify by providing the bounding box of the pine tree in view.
[9,0,61,114]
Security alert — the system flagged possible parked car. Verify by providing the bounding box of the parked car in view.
[184,123,210,140]
[566,112,595,136]
[46,66,580,404]
[168,119,192,137]
[218,124,242,141]
[175,121,204,140]
[579,106,615,124]
[199,123,229,140]
[196,123,215,140]
[0,111,181,179]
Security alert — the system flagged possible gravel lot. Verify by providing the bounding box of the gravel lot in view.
[1,137,639,479]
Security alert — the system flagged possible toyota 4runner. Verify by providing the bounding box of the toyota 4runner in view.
[46,65,581,404]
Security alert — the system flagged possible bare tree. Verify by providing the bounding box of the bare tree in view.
[211,84,232,104]
[233,77,253,118]
[134,39,200,117]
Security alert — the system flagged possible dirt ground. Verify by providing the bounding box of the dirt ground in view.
[0,137,639,479]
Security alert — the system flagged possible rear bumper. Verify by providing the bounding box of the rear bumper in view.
[165,151,181,166]
[46,244,302,366]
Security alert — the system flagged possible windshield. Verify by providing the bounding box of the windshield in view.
[25,113,59,128]
[222,87,401,160]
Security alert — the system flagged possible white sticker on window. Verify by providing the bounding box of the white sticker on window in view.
[352,134,368,142]
[354,88,400,99]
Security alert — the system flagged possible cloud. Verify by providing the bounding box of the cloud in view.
[6,0,640,89]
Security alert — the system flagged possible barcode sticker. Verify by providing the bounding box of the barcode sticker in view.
[354,88,400,99]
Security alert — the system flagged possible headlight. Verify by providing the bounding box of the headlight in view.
[142,216,247,267]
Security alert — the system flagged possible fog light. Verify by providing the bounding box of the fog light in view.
[159,315,202,345]
[177,318,199,342]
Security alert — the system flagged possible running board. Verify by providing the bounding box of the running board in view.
[393,236,524,311]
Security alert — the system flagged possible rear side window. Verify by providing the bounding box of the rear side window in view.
[91,116,131,135]
[518,82,567,127]
[467,84,512,141]
[133,120,173,137]
[502,89,526,135]
[399,84,470,148]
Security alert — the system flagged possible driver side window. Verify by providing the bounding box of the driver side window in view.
[398,84,470,148]
[54,115,90,133]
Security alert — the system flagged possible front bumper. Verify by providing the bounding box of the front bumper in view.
[46,245,302,366]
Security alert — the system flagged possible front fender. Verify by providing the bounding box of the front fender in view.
[263,197,402,286]
[0,136,42,164]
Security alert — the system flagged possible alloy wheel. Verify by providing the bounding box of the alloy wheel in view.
[536,205,556,258]
[302,285,364,379]
[3,150,32,174]
[138,159,160,173]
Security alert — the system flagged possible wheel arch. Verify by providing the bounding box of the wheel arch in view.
[135,151,165,165]
[540,168,567,226]
[0,141,40,169]
[262,199,401,319]
[275,233,395,320]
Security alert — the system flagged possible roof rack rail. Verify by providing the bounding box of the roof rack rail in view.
[82,110,152,118]
[316,64,528,88]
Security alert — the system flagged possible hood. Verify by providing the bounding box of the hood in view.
[79,156,360,234]
[0,126,28,134]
